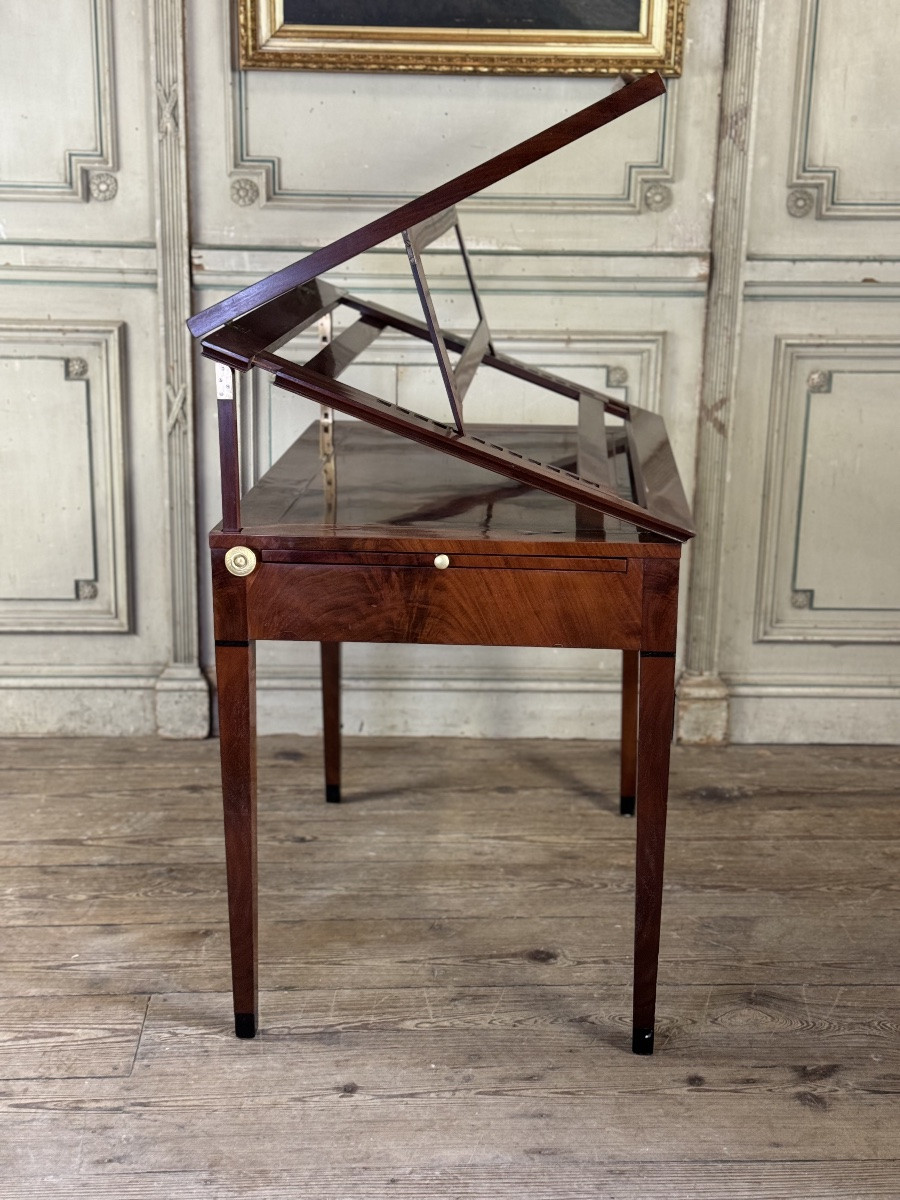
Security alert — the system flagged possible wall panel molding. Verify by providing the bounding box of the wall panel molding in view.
[755,337,900,643]
[0,0,118,203]
[226,67,677,216]
[787,0,900,219]
[0,320,129,633]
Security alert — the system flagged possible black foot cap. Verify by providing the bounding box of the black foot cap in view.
[325,783,341,804]
[632,1027,654,1055]
[235,1012,257,1039]
[620,794,635,817]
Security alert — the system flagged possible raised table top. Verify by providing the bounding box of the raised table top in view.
[210,421,681,559]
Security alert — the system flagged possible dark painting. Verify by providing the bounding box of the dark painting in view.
[283,1,643,32]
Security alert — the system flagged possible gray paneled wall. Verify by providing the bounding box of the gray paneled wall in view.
[1,0,897,742]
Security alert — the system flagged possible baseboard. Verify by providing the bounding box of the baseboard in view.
[257,671,623,739]
[728,681,900,744]
[4,665,896,744]
[0,667,210,737]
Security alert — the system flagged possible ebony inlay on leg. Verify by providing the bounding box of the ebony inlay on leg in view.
[321,641,342,803]
[620,649,639,816]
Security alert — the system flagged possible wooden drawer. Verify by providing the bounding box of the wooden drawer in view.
[244,561,642,649]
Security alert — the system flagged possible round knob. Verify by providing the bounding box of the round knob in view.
[225,546,257,577]
[433,553,450,570]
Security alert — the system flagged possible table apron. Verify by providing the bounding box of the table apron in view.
[244,562,643,649]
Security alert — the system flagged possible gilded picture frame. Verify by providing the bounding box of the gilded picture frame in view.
[237,1,685,75]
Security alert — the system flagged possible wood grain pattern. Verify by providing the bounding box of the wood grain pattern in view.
[211,550,249,642]
[1,1162,897,1199]
[216,394,241,533]
[641,555,680,651]
[245,561,643,647]
[0,736,897,1193]
[214,643,258,1036]
[0,996,148,1080]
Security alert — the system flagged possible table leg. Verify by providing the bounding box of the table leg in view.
[321,641,342,803]
[620,650,639,816]
[215,640,258,1039]
[632,651,676,1055]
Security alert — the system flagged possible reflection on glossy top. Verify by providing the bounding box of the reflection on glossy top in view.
[239,422,672,545]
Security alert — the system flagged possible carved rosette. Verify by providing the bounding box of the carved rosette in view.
[791,590,814,610]
[76,580,99,601]
[642,182,673,213]
[89,172,118,201]
[806,370,832,393]
[606,366,629,387]
[230,177,260,207]
[65,358,89,380]
[786,188,815,218]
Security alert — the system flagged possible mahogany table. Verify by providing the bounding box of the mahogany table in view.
[190,72,693,1052]
[211,420,682,1054]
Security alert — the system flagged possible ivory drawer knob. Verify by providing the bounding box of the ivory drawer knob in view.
[433,553,450,570]
[225,546,257,577]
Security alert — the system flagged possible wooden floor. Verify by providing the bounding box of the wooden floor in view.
[0,736,897,1199]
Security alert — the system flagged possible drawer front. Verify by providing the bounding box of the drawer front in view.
[246,562,642,649]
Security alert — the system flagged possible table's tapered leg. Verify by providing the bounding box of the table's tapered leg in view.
[216,640,258,1039]
[632,650,676,1055]
[321,641,342,803]
[620,650,639,816]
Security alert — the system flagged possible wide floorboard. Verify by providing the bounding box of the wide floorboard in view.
[0,737,897,1198]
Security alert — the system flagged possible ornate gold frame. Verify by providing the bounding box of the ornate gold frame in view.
[237,1,685,75]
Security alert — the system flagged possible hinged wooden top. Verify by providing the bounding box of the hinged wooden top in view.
[189,73,694,543]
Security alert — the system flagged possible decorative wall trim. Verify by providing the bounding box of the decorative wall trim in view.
[88,171,118,201]
[642,182,673,212]
[728,682,900,745]
[226,64,678,216]
[0,669,159,737]
[0,320,129,633]
[786,188,814,218]
[191,247,710,298]
[755,338,900,643]
[680,0,764,739]
[252,666,629,741]
[150,0,208,736]
[0,0,118,203]
[787,0,900,219]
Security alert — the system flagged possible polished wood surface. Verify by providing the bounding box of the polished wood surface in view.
[193,74,691,1051]
[214,641,258,1038]
[620,649,639,815]
[189,72,691,541]
[245,562,643,647]
[255,357,691,538]
[320,641,341,804]
[1,735,898,1197]
[209,419,683,1053]
[221,422,676,549]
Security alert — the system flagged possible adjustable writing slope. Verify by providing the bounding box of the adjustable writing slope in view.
[190,74,694,1056]
[191,71,693,544]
